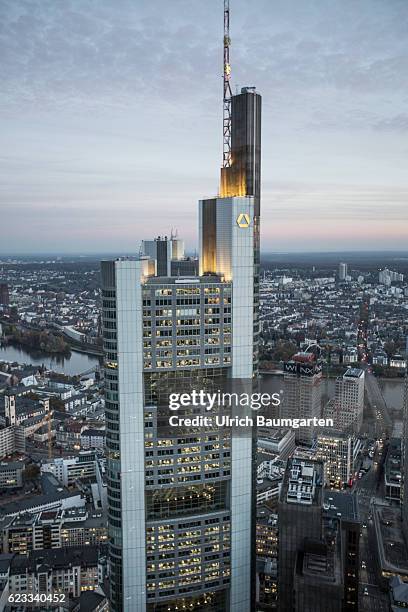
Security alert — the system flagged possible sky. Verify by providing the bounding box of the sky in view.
[1,0,408,254]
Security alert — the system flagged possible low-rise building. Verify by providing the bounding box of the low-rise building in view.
[0,425,25,459]
[8,546,105,598]
[41,451,98,487]
[80,428,105,450]
[0,461,24,489]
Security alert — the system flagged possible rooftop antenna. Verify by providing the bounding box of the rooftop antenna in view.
[223,0,232,168]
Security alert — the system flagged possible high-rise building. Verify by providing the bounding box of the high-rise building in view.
[0,283,10,306]
[142,234,196,278]
[141,236,172,277]
[256,507,278,611]
[102,8,262,611]
[338,263,347,281]
[379,268,404,285]
[277,458,324,612]
[280,353,322,446]
[334,368,365,434]
[293,491,361,612]
[293,539,344,612]
[401,342,408,541]
[316,430,361,488]
[322,491,360,611]
[278,462,358,612]
[170,231,185,261]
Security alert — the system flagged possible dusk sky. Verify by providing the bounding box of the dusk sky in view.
[1,0,408,254]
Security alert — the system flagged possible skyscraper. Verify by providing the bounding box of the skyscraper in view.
[101,5,261,611]
[401,339,408,541]
[280,352,322,446]
[338,262,347,281]
[278,458,324,611]
[334,367,365,434]
[141,236,172,277]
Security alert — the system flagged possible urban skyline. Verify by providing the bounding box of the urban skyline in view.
[1,0,408,253]
[0,3,408,611]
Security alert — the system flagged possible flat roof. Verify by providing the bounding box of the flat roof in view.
[0,461,24,472]
[323,490,359,522]
[344,367,364,378]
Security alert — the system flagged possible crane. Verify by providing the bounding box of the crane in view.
[47,410,53,459]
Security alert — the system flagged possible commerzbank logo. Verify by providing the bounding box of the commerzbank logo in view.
[236,213,250,228]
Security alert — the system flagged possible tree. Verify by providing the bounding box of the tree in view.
[383,341,396,358]
[273,340,298,362]
[23,464,40,481]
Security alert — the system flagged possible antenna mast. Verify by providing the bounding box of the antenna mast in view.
[223,0,232,168]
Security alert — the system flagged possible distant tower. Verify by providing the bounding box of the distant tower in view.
[338,262,347,281]
[141,236,172,276]
[170,229,185,261]
[0,283,10,306]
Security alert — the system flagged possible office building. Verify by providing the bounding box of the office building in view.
[141,233,188,278]
[0,424,25,459]
[277,458,324,611]
[256,506,278,611]
[334,368,365,434]
[316,430,359,488]
[0,461,24,489]
[280,353,322,446]
[322,491,360,611]
[41,451,98,487]
[101,29,262,612]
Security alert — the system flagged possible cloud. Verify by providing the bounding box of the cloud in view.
[1,0,408,252]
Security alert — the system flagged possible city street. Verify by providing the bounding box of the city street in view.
[355,445,390,612]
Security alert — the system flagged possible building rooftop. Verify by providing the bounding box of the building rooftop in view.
[281,458,323,506]
[374,505,408,575]
[323,490,359,522]
[81,428,105,437]
[344,367,364,378]
[295,538,342,587]
[0,461,24,472]
[9,545,103,575]
[390,576,408,610]
[0,489,81,518]
[76,591,107,612]
[292,352,316,363]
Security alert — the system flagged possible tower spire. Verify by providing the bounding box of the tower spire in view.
[223,0,232,168]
